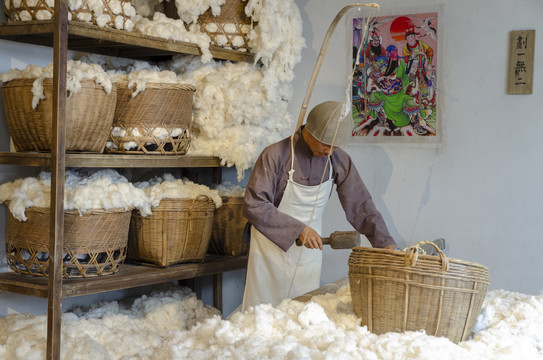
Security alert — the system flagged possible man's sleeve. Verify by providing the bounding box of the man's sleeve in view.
[333,153,397,249]
[243,149,306,252]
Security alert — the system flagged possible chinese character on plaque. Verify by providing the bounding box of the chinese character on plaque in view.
[508,30,535,95]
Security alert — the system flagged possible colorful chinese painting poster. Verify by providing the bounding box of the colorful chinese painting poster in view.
[352,11,440,139]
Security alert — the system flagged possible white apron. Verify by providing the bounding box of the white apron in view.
[242,135,334,311]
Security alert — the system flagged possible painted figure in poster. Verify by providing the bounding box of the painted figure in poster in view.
[352,13,438,137]
[365,31,385,62]
[366,44,424,135]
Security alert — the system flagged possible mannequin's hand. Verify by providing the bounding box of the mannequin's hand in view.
[298,226,323,250]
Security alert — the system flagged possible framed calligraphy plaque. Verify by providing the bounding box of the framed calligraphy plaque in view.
[508,30,535,95]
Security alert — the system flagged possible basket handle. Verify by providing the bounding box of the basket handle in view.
[403,241,449,271]
[189,195,211,216]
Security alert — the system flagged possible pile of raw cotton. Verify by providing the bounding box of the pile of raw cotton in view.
[3,0,304,181]
[0,60,114,109]
[213,181,245,197]
[0,169,151,221]
[134,173,222,208]
[0,169,226,221]
[80,0,305,181]
[0,284,542,359]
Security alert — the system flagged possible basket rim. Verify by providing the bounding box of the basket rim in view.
[3,202,133,216]
[2,77,110,88]
[350,246,489,270]
[115,81,196,92]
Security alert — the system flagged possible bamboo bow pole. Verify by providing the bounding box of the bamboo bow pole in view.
[295,3,379,131]
[288,3,378,299]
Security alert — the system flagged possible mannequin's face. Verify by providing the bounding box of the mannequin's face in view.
[302,128,336,157]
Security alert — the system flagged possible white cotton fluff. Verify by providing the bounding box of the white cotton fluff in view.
[109,68,194,97]
[213,182,245,197]
[0,60,113,109]
[79,53,158,74]
[69,0,304,182]
[132,12,213,63]
[245,0,305,82]
[130,0,163,18]
[169,55,295,181]
[65,0,137,29]
[0,285,219,360]
[173,0,225,24]
[0,169,151,221]
[134,173,222,209]
[2,286,543,359]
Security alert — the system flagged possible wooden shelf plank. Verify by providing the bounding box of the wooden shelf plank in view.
[0,152,222,167]
[0,256,248,298]
[0,20,255,63]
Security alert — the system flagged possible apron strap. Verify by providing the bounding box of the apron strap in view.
[289,134,296,181]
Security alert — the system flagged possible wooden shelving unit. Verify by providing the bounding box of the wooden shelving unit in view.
[0,5,251,360]
[0,152,223,167]
[0,256,247,298]
[0,19,255,63]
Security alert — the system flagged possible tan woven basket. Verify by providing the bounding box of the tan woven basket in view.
[348,242,490,343]
[2,78,116,153]
[164,0,254,50]
[127,196,215,266]
[4,0,132,29]
[106,82,195,155]
[5,205,132,278]
[208,196,249,256]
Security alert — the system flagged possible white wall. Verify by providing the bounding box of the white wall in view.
[292,0,543,295]
[1,0,542,319]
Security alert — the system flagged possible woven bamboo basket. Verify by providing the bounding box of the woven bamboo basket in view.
[5,205,132,278]
[208,196,249,256]
[2,78,116,153]
[3,0,132,29]
[348,242,490,343]
[106,82,195,155]
[127,196,215,266]
[164,0,254,50]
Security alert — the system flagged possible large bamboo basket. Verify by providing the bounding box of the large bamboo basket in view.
[5,205,132,278]
[127,196,215,266]
[3,0,132,29]
[106,82,195,155]
[2,78,116,153]
[348,242,490,343]
[208,196,249,256]
[164,0,254,50]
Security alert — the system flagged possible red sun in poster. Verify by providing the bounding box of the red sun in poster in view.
[389,16,414,41]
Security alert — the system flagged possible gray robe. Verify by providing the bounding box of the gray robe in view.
[243,127,396,252]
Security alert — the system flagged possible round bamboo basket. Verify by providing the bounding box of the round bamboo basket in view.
[127,196,215,266]
[106,82,195,155]
[5,205,132,278]
[208,196,249,256]
[348,242,490,343]
[2,78,116,153]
